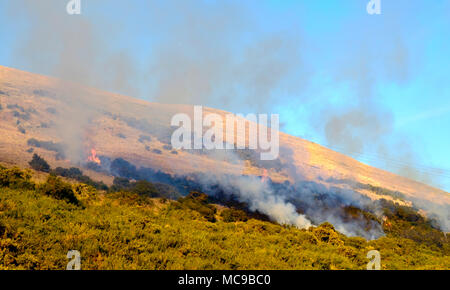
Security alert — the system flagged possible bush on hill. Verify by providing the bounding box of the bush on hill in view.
[110,176,180,199]
[51,166,108,190]
[29,153,50,173]
[0,166,35,190]
[220,208,248,222]
[0,165,448,270]
[177,192,217,222]
[39,175,79,205]
[132,180,160,197]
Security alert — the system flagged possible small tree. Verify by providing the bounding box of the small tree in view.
[29,154,50,172]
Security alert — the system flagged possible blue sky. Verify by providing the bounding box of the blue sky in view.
[0,0,449,191]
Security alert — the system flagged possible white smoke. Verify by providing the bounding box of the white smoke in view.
[222,175,312,229]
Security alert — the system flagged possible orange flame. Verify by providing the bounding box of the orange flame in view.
[261,169,268,183]
[382,216,391,228]
[87,148,101,165]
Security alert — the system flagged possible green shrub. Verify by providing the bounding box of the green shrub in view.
[132,180,159,197]
[0,166,35,189]
[51,167,83,179]
[0,165,448,270]
[39,175,78,205]
[109,190,154,206]
[221,208,248,222]
[51,167,108,190]
[0,171,448,270]
[312,222,344,247]
[29,154,50,173]
[111,178,173,199]
[178,192,217,222]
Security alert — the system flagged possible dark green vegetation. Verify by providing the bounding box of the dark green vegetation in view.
[29,153,50,173]
[175,192,217,222]
[0,165,448,270]
[220,208,249,223]
[110,177,180,200]
[39,175,79,205]
[51,166,108,190]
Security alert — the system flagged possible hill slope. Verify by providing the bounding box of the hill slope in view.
[0,65,448,231]
[0,171,448,270]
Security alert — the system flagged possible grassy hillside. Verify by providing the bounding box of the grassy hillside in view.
[0,166,449,270]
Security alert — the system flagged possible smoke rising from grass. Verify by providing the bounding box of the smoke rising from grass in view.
[213,174,312,229]
[177,147,383,238]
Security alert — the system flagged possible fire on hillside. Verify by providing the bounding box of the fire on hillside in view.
[87,148,101,165]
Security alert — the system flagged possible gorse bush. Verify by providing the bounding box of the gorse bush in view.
[39,175,79,205]
[109,190,155,207]
[177,192,217,222]
[220,208,248,223]
[0,166,78,205]
[312,222,344,247]
[0,165,448,270]
[0,166,35,189]
[379,199,447,249]
[2,182,448,270]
